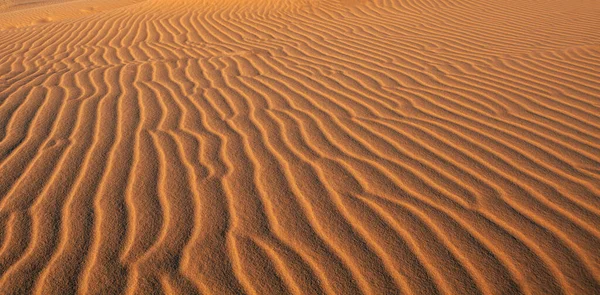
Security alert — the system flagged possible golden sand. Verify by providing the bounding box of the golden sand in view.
[1,0,600,293]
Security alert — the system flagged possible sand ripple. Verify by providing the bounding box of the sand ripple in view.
[1,0,600,294]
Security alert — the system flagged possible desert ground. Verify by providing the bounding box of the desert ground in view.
[1,0,600,294]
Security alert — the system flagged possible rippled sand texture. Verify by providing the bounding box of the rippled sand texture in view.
[1,0,600,294]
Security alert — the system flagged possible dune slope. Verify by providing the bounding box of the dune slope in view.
[1,0,600,294]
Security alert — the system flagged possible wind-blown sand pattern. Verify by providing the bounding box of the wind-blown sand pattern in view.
[1,0,600,293]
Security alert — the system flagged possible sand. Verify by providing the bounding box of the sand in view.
[0,0,599,294]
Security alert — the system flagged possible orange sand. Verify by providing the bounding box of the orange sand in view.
[1,0,600,294]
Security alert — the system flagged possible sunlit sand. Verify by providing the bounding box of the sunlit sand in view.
[1,0,600,293]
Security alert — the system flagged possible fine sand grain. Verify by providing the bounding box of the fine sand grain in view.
[1,0,600,294]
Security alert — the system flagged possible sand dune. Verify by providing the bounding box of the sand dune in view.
[1,0,600,293]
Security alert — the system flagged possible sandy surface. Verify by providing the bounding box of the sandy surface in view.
[1,0,600,294]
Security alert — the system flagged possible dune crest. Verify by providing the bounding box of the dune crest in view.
[1,0,600,294]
